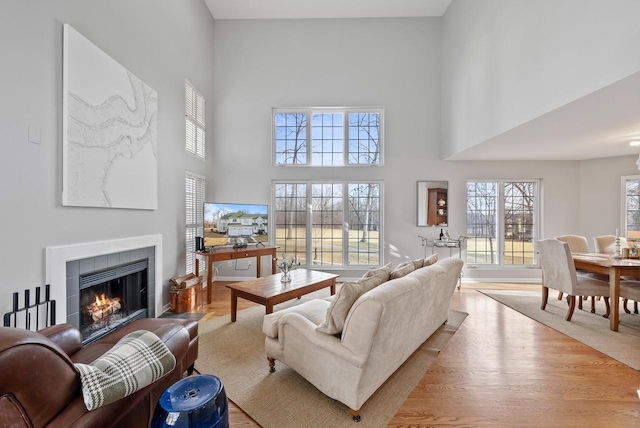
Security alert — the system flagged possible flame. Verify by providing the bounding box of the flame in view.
[95,293,109,307]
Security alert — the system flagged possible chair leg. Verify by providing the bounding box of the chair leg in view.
[624,298,631,314]
[635,301,639,315]
[268,357,276,373]
[578,296,583,310]
[557,291,563,300]
[541,286,549,310]
[591,296,596,313]
[566,295,576,321]
[603,297,610,319]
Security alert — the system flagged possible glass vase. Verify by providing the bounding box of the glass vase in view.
[280,270,291,283]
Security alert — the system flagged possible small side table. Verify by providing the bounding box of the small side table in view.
[419,236,467,289]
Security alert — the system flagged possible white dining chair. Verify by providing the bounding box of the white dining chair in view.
[556,234,599,311]
[593,235,628,255]
[539,239,610,321]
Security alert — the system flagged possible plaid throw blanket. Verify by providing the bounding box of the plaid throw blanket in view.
[75,330,176,411]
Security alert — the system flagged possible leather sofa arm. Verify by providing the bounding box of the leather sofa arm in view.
[39,323,83,357]
[0,326,79,427]
[278,313,366,368]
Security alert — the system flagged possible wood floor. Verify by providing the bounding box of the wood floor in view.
[193,281,640,427]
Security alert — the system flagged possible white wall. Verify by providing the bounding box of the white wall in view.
[579,155,640,240]
[211,17,590,281]
[441,0,640,158]
[0,0,215,318]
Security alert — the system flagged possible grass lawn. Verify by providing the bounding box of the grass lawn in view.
[274,226,380,266]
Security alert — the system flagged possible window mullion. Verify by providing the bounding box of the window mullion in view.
[342,182,350,265]
[306,111,312,166]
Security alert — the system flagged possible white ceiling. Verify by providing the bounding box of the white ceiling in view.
[447,70,640,161]
[204,0,640,162]
[204,0,452,20]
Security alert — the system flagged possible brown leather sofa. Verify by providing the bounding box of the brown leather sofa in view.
[0,318,199,428]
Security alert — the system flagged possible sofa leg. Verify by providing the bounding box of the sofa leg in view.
[350,409,361,422]
[268,357,276,373]
[186,363,195,376]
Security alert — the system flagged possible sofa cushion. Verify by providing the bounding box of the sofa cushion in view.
[359,272,388,294]
[316,281,364,335]
[423,253,439,266]
[361,262,392,281]
[390,261,415,279]
[74,330,176,411]
[263,299,330,338]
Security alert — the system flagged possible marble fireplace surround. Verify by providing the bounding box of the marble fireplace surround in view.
[46,235,163,326]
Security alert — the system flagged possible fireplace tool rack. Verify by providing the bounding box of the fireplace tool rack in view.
[3,284,56,331]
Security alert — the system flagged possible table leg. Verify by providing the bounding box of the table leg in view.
[330,281,336,295]
[609,268,620,331]
[256,255,261,278]
[266,302,273,314]
[230,290,238,322]
[271,249,276,274]
[207,256,214,304]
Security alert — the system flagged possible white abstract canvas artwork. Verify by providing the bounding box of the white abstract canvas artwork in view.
[62,24,157,209]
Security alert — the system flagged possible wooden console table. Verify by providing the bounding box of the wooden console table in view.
[195,246,277,304]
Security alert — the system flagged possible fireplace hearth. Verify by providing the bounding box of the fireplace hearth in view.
[79,259,148,344]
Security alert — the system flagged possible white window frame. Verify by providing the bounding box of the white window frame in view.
[272,180,383,269]
[272,107,384,167]
[186,171,205,274]
[622,175,640,239]
[185,80,206,159]
[466,179,541,268]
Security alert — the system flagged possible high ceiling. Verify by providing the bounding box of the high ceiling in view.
[204,0,452,20]
[447,70,640,161]
[204,1,640,162]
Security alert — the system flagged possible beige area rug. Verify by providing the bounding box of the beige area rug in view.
[195,299,467,428]
[480,289,640,370]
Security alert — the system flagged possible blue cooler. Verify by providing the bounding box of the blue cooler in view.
[152,374,229,428]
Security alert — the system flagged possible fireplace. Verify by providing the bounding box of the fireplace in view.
[46,235,163,327]
[79,259,148,344]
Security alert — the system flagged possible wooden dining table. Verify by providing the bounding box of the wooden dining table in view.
[572,253,640,331]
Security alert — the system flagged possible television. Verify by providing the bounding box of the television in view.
[203,202,269,248]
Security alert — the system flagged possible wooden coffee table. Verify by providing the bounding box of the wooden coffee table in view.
[226,269,339,322]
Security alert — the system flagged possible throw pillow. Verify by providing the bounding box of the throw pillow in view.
[412,258,425,270]
[361,262,392,281]
[390,261,415,280]
[316,281,364,335]
[75,330,176,411]
[423,253,439,267]
[358,272,387,294]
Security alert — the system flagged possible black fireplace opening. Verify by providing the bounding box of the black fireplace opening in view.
[79,259,148,345]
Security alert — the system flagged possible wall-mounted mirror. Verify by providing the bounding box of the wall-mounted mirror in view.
[417,181,448,226]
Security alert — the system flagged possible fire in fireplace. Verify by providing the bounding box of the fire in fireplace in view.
[79,259,148,344]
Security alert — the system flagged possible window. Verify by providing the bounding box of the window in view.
[623,175,640,239]
[185,171,205,273]
[466,180,540,267]
[273,108,382,166]
[274,181,382,267]
[185,80,205,159]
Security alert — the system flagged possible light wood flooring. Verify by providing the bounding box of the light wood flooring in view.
[193,281,640,427]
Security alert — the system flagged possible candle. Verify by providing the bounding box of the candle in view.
[616,228,619,237]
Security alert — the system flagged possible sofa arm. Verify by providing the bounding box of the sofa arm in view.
[278,313,366,368]
[39,323,83,357]
[0,326,79,428]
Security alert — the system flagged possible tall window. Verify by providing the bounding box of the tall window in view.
[273,108,382,166]
[274,181,382,267]
[466,180,540,267]
[186,171,205,274]
[623,175,640,238]
[185,80,205,159]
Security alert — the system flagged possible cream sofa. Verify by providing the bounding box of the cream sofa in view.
[262,256,464,421]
